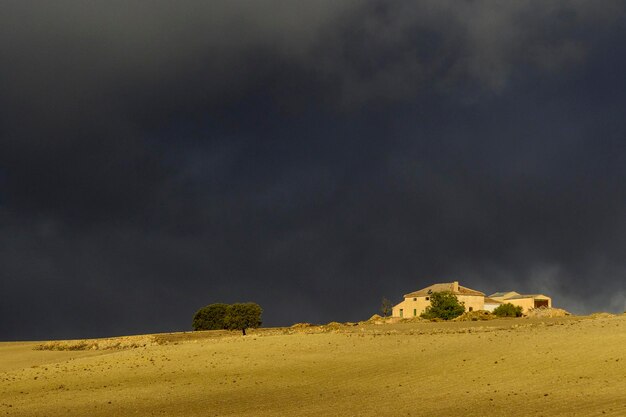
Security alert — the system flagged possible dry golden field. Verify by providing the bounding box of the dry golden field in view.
[1,314,625,416]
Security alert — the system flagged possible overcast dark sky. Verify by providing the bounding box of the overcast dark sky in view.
[2,1,626,341]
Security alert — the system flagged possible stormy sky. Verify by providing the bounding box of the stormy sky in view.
[2,1,626,340]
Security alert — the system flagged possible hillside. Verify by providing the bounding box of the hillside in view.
[1,314,625,416]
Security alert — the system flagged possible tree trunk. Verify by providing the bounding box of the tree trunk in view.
[242,328,246,336]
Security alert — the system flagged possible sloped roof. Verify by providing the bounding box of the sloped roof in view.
[506,294,550,300]
[490,292,512,298]
[489,291,521,298]
[404,282,484,298]
[484,297,504,304]
[490,292,550,300]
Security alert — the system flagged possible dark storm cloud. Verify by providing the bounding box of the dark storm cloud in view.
[1,1,626,340]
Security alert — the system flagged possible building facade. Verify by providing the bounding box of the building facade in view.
[392,281,485,318]
[483,297,503,312]
[488,292,552,313]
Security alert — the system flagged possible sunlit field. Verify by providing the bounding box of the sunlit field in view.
[1,315,625,416]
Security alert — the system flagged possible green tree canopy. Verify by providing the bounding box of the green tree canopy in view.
[420,291,465,320]
[493,303,523,317]
[192,302,263,335]
[224,303,263,335]
[192,303,230,331]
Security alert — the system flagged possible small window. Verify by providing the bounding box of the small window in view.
[399,309,404,318]
[413,309,417,316]
[426,297,429,301]
[469,307,473,312]
[413,297,417,301]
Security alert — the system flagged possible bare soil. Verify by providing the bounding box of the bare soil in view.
[1,314,625,416]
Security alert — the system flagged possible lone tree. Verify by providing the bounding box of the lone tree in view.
[493,303,523,317]
[224,303,263,335]
[380,297,393,317]
[192,303,229,331]
[420,291,465,320]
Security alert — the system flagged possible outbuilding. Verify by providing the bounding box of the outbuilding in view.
[488,292,552,313]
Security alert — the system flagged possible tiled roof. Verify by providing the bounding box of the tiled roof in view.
[404,282,484,298]
[489,292,550,300]
[506,294,550,300]
[489,292,512,298]
[489,291,522,299]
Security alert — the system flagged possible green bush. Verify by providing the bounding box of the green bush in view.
[493,303,523,317]
[193,302,263,335]
[192,303,229,331]
[420,291,465,320]
[224,303,263,335]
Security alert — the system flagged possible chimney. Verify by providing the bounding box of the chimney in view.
[452,281,459,293]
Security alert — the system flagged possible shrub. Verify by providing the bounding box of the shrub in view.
[224,303,263,335]
[192,303,229,331]
[193,302,263,335]
[493,303,523,317]
[420,291,465,320]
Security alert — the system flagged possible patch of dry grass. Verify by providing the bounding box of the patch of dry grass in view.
[1,314,625,416]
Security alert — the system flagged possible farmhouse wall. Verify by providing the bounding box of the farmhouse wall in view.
[457,295,485,312]
[484,303,500,312]
[392,294,484,318]
[506,296,552,313]
[392,297,432,318]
